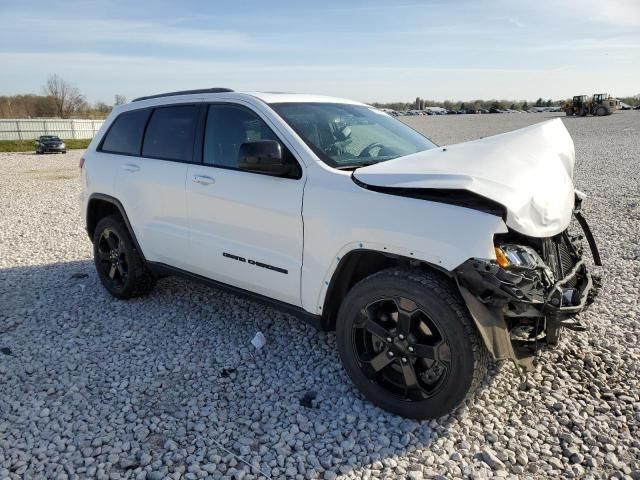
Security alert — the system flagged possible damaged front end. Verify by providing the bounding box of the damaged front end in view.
[455,205,602,371]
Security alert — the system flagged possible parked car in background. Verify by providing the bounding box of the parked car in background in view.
[35,135,66,154]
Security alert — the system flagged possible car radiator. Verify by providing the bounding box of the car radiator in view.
[542,233,578,287]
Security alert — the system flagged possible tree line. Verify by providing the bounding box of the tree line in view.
[374,97,560,112]
[0,74,126,119]
[1,74,638,118]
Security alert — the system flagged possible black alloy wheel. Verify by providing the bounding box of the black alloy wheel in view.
[96,228,128,289]
[352,296,451,401]
[337,268,487,419]
[92,215,155,299]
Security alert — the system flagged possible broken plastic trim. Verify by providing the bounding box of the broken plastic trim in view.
[455,248,597,370]
[351,175,507,219]
[457,255,596,316]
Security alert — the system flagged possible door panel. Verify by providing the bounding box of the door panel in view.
[185,103,304,306]
[186,166,304,305]
[110,104,198,269]
[115,157,190,268]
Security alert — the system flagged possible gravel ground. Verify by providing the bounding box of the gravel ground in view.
[1,111,639,479]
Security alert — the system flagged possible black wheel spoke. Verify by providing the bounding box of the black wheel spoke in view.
[395,297,416,335]
[368,352,394,372]
[413,341,451,364]
[116,264,126,277]
[361,310,392,341]
[108,264,117,279]
[400,361,418,388]
[105,232,118,251]
[98,250,110,261]
[397,309,412,335]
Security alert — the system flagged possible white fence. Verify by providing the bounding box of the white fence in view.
[0,119,105,141]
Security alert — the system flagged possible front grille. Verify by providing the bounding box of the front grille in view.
[542,233,578,286]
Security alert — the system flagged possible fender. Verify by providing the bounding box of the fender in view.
[316,242,453,318]
[300,165,510,316]
[86,193,147,261]
[317,245,530,365]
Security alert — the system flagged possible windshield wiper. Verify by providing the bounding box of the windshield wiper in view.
[334,161,379,171]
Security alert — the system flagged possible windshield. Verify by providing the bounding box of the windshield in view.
[272,102,437,169]
[41,136,59,140]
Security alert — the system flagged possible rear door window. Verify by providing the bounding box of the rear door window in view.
[142,105,197,162]
[100,109,150,156]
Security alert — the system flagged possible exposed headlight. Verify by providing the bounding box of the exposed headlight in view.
[494,244,546,270]
[60,143,65,148]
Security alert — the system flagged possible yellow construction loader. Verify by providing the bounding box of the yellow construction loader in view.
[564,94,620,116]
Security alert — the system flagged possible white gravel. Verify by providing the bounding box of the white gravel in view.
[1,111,639,479]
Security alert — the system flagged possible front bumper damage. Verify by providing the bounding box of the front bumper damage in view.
[455,211,602,371]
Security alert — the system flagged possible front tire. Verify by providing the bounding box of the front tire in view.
[93,215,155,299]
[336,268,488,419]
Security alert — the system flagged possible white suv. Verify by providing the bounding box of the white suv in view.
[81,88,601,419]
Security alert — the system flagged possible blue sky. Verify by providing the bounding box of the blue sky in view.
[1,0,638,104]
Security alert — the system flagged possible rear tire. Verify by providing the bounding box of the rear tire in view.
[336,268,488,419]
[93,215,155,299]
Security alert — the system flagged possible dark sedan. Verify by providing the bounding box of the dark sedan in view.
[35,135,66,154]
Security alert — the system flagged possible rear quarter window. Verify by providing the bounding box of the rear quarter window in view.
[100,109,151,156]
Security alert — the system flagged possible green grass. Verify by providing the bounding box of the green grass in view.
[0,139,91,153]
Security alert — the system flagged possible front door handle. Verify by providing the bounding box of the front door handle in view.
[192,175,215,186]
[122,164,140,173]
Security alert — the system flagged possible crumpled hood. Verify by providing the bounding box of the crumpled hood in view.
[353,118,576,237]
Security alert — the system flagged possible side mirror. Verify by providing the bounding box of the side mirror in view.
[238,140,290,176]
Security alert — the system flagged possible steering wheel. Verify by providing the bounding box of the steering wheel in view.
[359,142,385,159]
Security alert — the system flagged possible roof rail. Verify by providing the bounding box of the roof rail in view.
[132,88,234,102]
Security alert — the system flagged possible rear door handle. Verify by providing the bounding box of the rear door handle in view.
[122,164,140,173]
[192,175,215,185]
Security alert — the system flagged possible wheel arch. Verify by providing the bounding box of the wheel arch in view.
[86,194,145,260]
[320,248,452,330]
